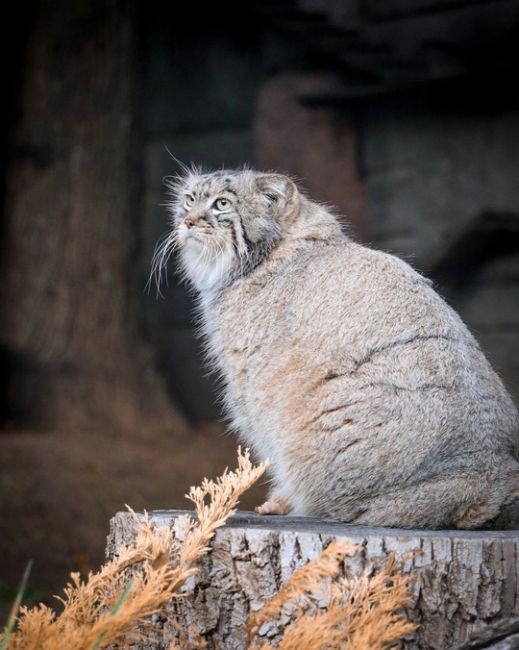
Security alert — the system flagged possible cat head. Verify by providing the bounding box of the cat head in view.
[151,168,300,294]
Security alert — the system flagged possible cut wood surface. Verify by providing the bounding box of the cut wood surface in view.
[106,510,519,650]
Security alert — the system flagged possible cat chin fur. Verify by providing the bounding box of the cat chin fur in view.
[180,237,235,293]
[168,169,519,529]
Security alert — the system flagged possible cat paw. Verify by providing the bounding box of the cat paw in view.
[255,495,292,515]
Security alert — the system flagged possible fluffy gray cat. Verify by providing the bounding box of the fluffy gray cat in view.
[152,167,519,529]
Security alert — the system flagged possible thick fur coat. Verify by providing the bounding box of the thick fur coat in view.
[153,168,519,529]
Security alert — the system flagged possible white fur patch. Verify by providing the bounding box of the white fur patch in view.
[180,233,235,293]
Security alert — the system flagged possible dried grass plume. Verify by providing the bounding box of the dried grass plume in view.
[4,448,267,650]
[249,543,416,650]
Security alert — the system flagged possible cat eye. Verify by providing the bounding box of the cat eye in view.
[185,195,195,207]
[213,198,231,211]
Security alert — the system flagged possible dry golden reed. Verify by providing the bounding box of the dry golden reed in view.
[4,447,267,650]
[2,447,417,649]
[249,546,416,650]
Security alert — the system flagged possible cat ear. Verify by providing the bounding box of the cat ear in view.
[255,173,299,211]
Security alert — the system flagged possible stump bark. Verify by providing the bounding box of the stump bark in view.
[107,510,519,650]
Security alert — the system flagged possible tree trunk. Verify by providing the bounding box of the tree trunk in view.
[0,0,185,435]
[107,510,519,650]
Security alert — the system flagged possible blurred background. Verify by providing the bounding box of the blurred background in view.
[1,0,518,610]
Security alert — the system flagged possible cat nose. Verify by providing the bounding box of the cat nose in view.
[185,216,195,228]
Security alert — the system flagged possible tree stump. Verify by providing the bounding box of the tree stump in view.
[106,510,519,650]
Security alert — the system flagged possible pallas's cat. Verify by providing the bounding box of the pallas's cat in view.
[153,168,519,529]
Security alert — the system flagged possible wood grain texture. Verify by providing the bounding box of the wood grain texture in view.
[455,616,519,649]
[106,510,519,649]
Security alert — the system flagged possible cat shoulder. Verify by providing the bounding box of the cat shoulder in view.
[339,241,434,288]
